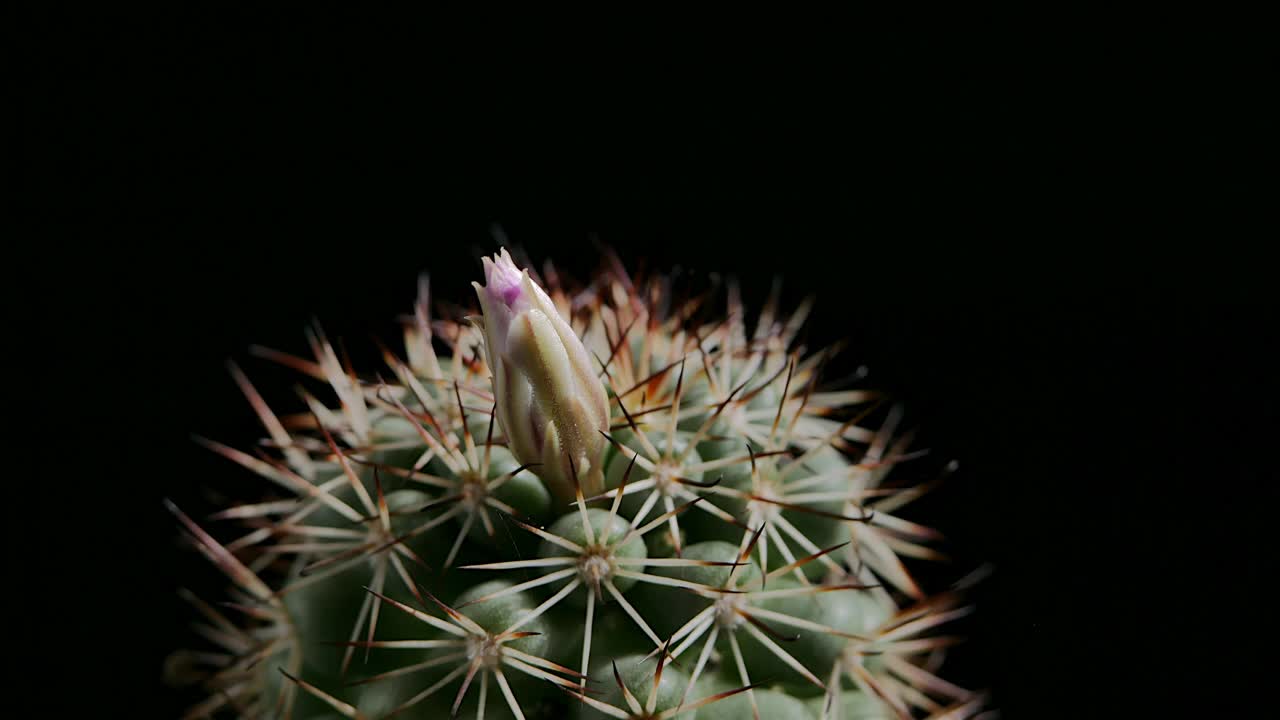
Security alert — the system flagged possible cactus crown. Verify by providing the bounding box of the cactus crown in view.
[167,248,987,720]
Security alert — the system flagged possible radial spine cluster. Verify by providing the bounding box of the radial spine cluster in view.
[166,248,989,720]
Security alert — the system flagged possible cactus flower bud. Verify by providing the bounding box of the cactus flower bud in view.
[473,249,610,502]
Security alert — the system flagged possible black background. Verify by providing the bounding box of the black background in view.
[17,9,1277,718]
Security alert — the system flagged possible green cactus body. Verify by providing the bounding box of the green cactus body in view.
[167,249,985,719]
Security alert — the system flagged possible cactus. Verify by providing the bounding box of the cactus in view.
[166,248,988,719]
